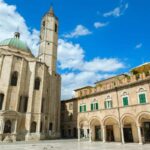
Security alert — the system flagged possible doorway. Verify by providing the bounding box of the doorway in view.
[106,125,114,142]
[95,126,101,141]
[143,122,150,142]
[123,125,133,142]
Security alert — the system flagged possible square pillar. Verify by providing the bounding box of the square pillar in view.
[78,128,80,141]
[137,125,143,144]
[102,125,106,143]
[120,125,125,144]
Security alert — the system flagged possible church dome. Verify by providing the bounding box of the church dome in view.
[0,32,31,53]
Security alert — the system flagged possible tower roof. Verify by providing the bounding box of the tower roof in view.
[49,6,54,16]
[0,32,32,53]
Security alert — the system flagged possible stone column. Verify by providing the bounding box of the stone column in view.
[0,119,4,134]
[78,128,80,141]
[102,125,106,143]
[89,128,92,142]
[0,119,4,141]
[120,125,125,144]
[137,125,143,144]
[13,120,17,134]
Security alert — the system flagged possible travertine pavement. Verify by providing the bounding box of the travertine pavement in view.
[0,139,149,150]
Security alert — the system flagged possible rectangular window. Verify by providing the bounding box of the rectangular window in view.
[139,93,146,104]
[123,97,128,106]
[91,103,98,111]
[69,103,73,110]
[79,105,86,112]
[105,101,112,109]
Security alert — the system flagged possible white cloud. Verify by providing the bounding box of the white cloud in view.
[58,39,125,99]
[0,0,39,55]
[61,72,115,100]
[135,43,143,49]
[0,0,126,100]
[103,3,128,18]
[63,25,92,38]
[94,22,109,29]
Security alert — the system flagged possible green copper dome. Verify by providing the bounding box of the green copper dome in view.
[0,32,31,53]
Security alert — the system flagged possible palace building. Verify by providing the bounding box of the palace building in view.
[61,63,150,144]
[0,7,61,142]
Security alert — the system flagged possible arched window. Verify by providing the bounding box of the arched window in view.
[10,71,18,86]
[42,21,45,27]
[55,23,58,33]
[34,77,41,90]
[0,93,4,110]
[4,120,11,133]
[49,122,53,131]
[31,121,37,133]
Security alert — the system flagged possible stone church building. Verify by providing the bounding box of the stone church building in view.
[0,7,61,141]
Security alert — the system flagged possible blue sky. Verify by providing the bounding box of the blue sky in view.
[0,0,150,99]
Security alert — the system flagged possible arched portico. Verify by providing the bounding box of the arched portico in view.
[89,117,102,141]
[103,116,120,142]
[137,112,150,143]
[121,114,137,143]
[78,118,89,140]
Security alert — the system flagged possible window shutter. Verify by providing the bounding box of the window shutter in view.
[139,94,146,104]
[80,106,82,112]
[110,101,112,108]
[123,97,128,106]
[96,103,98,110]
[84,105,86,112]
[91,103,93,111]
[104,101,107,109]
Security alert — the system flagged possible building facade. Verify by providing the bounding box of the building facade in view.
[0,7,61,142]
[61,63,150,144]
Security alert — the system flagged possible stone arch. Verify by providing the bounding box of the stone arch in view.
[78,117,89,139]
[136,111,150,143]
[89,116,101,126]
[136,111,150,124]
[121,113,136,125]
[121,113,137,143]
[103,116,120,142]
[102,115,119,125]
[89,116,102,141]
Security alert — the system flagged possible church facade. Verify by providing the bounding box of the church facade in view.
[61,63,150,144]
[0,7,61,141]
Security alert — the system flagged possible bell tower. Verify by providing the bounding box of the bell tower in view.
[38,7,58,74]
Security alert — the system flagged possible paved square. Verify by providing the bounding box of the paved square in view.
[0,140,150,150]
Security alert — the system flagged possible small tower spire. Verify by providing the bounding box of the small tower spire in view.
[14,32,20,39]
[49,5,54,16]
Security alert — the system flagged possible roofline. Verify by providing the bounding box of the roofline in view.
[94,74,127,85]
[74,86,93,91]
[61,98,77,103]
[130,62,150,72]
